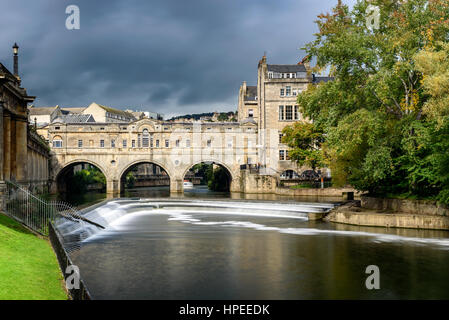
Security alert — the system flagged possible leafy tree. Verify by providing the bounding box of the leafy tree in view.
[217,113,228,121]
[294,0,449,201]
[126,172,136,188]
[282,121,325,172]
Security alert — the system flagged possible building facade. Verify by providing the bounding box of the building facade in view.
[238,55,332,176]
[0,47,50,206]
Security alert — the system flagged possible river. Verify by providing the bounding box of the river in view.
[57,186,449,299]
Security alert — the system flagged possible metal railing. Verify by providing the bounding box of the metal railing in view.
[3,180,103,236]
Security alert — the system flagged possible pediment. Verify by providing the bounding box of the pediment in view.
[135,118,159,131]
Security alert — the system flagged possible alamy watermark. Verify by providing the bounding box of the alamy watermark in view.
[366,5,380,30]
[65,264,80,290]
[66,5,80,30]
[365,265,380,290]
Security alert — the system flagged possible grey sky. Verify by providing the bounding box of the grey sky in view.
[0,0,356,118]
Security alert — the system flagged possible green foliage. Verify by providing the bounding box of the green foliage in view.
[207,166,230,192]
[282,121,325,171]
[297,0,449,202]
[126,171,136,188]
[67,166,106,194]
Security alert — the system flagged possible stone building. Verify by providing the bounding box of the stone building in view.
[238,55,333,176]
[0,44,50,205]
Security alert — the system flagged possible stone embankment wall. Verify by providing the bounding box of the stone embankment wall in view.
[326,198,449,231]
[361,196,449,216]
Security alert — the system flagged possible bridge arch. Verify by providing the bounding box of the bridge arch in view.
[181,160,235,193]
[54,159,109,194]
[118,159,173,194]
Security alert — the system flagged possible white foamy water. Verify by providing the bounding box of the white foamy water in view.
[56,199,449,251]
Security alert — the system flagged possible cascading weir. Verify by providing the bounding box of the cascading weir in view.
[54,199,337,253]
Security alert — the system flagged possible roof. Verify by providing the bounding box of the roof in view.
[267,64,307,73]
[92,102,135,118]
[28,106,59,116]
[53,114,95,124]
[313,76,334,83]
[61,107,86,115]
[0,63,14,77]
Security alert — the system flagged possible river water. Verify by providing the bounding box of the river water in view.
[59,186,449,299]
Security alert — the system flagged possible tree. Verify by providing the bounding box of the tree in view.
[296,0,449,200]
[282,121,325,172]
[217,113,229,121]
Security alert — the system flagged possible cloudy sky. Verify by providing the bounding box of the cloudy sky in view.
[0,0,356,118]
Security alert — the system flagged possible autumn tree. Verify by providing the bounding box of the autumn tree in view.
[290,0,449,199]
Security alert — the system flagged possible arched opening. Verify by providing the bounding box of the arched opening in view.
[183,161,232,194]
[120,161,170,197]
[280,170,299,180]
[55,161,107,205]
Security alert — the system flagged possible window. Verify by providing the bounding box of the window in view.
[280,89,285,97]
[227,140,233,148]
[132,140,136,148]
[100,140,105,148]
[286,150,290,161]
[138,134,141,148]
[279,150,285,161]
[55,126,60,130]
[248,109,254,118]
[150,137,154,148]
[156,139,159,148]
[111,140,116,148]
[176,139,180,147]
[78,140,83,148]
[279,106,285,120]
[186,139,191,147]
[123,139,127,148]
[142,129,149,148]
[294,106,299,120]
[100,127,105,130]
[165,139,169,148]
[52,139,63,148]
[207,140,211,147]
[285,105,293,120]
[279,134,283,144]
[286,86,291,96]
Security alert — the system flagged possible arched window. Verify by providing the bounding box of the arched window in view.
[142,129,149,148]
[52,136,63,148]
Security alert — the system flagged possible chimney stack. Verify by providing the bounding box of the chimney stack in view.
[12,43,19,79]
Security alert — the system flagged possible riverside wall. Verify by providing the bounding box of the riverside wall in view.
[325,198,449,231]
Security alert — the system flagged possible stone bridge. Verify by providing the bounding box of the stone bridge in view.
[48,119,265,194]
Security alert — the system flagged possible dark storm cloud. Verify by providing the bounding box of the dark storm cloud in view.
[0,0,356,117]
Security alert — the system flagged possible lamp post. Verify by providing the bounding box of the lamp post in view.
[12,43,19,77]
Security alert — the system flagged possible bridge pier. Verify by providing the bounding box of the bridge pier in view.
[106,179,120,196]
[170,178,183,194]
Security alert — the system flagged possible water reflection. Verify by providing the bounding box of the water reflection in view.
[54,186,449,300]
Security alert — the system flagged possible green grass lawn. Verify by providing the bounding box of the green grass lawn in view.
[0,213,67,300]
